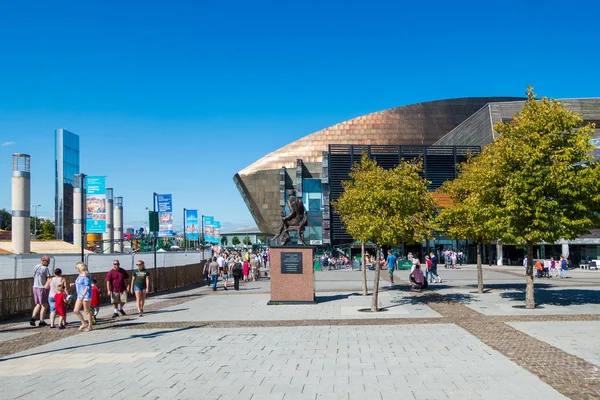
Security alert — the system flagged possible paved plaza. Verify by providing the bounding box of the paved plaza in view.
[1,266,600,399]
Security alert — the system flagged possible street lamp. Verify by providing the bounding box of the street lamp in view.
[32,204,41,236]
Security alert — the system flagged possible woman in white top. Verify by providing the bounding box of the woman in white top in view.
[48,268,68,328]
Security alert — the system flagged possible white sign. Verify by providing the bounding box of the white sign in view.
[310,240,322,245]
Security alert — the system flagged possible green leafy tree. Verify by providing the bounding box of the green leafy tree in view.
[485,87,599,308]
[243,236,252,246]
[221,236,228,246]
[437,148,504,293]
[232,236,240,247]
[334,154,436,310]
[37,220,56,241]
[259,235,268,244]
[0,209,11,231]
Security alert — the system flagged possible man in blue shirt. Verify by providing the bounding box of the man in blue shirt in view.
[386,250,397,287]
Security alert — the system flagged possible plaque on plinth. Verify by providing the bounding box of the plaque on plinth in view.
[268,246,315,305]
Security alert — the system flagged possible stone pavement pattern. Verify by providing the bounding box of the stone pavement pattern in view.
[0,325,567,400]
[1,266,600,399]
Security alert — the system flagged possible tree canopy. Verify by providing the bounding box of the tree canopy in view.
[333,153,435,310]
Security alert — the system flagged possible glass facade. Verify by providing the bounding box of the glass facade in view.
[55,129,80,242]
[302,179,323,245]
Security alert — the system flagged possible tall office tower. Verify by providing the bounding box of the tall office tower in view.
[55,128,80,242]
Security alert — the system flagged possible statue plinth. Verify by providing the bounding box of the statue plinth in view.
[267,246,316,305]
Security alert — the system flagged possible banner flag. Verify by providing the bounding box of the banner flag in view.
[157,194,173,237]
[86,176,106,233]
[185,209,199,240]
[203,215,214,243]
[213,221,221,243]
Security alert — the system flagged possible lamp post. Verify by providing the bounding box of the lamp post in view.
[32,204,41,237]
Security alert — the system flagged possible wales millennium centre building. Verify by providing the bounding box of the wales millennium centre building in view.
[234,97,600,265]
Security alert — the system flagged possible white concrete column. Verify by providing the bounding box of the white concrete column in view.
[114,196,123,253]
[562,243,570,259]
[103,188,114,254]
[11,154,31,254]
[73,174,83,249]
[496,243,503,266]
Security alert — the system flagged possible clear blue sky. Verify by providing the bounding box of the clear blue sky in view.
[1,0,599,231]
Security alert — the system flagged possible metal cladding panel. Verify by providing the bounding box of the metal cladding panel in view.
[328,144,480,246]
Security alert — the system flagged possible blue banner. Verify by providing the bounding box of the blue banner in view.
[157,194,173,237]
[203,215,214,243]
[86,176,106,233]
[213,221,221,243]
[185,209,199,240]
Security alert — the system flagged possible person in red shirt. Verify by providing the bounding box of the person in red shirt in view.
[90,279,101,324]
[54,284,67,329]
[105,260,129,318]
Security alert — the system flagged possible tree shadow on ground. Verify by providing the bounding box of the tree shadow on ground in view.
[316,292,361,303]
[499,288,600,306]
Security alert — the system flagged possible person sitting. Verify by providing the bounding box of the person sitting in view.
[409,264,428,291]
[535,260,547,278]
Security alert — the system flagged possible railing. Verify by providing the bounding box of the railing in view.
[0,251,212,279]
[0,260,208,319]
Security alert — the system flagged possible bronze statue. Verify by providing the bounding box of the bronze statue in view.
[273,189,307,246]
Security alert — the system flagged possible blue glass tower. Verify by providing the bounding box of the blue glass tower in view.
[55,129,80,242]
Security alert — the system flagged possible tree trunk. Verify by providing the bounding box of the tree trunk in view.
[361,241,367,296]
[477,241,484,294]
[371,245,382,312]
[525,241,535,309]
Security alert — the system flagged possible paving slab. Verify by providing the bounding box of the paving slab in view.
[508,320,600,367]
[0,324,566,400]
[435,286,600,316]
[125,290,440,323]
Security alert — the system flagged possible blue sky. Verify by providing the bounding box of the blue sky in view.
[1,0,599,231]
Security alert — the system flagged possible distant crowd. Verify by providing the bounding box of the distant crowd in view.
[204,249,270,291]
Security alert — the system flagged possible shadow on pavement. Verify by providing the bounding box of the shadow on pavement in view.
[316,292,361,303]
[0,326,198,362]
[499,288,600,306]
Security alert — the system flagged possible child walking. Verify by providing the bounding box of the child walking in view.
[54,284,68,329]
[90,279,101,324]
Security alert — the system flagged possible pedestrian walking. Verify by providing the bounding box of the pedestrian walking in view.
[73,262,93,331]
[250,255,258,281]
[560,255,568,278]
[232,259,243,290]
[53,284,68,330]
[90,279,101,324]
[222,260,230,290]
[209,257,219,291]
[130,260,150,316]
[243,258,250,282]
[105,260,129,317]
[48,268,68,328]
[31,255,52,327]
[385,250,397,287]
[429,252,442,283]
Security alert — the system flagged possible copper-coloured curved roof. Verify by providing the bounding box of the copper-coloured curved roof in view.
[239,97,524,176]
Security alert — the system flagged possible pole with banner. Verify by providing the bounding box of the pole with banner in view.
[85,175,107,255]
[183,208,187,252]
[80,174,86,262]
[153,192,157,288]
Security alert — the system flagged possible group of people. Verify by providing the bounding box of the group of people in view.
[204,249,270,291]
[29,256,151,332]
[386,250,443,290]
[320,253,349,269]
[440,249,464,268]
[529,256,569,279]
